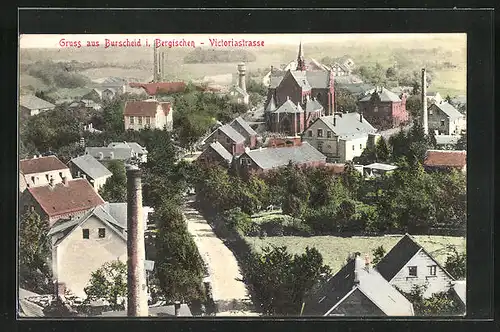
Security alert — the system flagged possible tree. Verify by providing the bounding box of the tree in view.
[153,202,206,303]
[399,285,463,316]
[102,97,126,134]
[341,162,363,198]
[99,160,127,203]
[386,66,397,79]
[280,164,310,218]
[405,94,423,120]
[19,210,52,293]
[371,245,386,265]
[444,247,466,280]
[375,136,390,162]
[242,245,331,315]
[84,260,127,310]
[334,88,358,113]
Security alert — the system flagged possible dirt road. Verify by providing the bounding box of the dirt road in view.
[183,199,249,305]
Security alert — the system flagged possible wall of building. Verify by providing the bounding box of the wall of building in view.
[165,108,174,131]
[329,288,385,316]
[275,74,302,106]
[428,105,450,135]
[22,169,73,189]
[360,100,395,130]
[389,250,454,298]
[53,215,127,299]
[341,135,370,162]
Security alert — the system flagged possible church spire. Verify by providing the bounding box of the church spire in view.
[296,40,306,71]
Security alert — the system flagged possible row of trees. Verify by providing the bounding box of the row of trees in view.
[26,60,90,88]
[183,48,257,63]
[194,124,466,236]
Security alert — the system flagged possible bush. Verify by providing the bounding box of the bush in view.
[260,218,285,237]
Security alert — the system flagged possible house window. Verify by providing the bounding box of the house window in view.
[31,176,35,184]
[59,172,63,178]
[130,116,135,124]
[317,141,324,151]
[408,266,417,277]
[246,159,252,166]
[45,174,49,181]
[327,131,332,139]
[82,229,90,239]
[146,117,151,125]
[440,119,445,127]
[98,228,106,238]
[428,265,437,276]
[352,145,355,151]
[317,129,323,137]
[138,117,143,125]
[308,130,312,137]
[360,144,363,150]
[429,109,433,115]
[374,107,378,113]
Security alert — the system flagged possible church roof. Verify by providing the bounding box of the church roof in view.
[273,99,304,114]
[360,87,401,103]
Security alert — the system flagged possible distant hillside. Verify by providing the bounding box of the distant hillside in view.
[183,48,257,64]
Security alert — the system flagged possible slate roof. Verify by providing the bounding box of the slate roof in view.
[337,83,376,96]
[19,95,56,110]
[375,234,422,281]
[48,205,126,246]
[303,255,414,316]
[269,70,332,90]
[317,113,377,136]
[432,102,464,121]
[70,155,112,180]
[424,150,467,168]
[208,142,233,163]
[244,142,326,170]
[290,71,312,90]
[218,124,246,143]
[273,99,304,114]
[28,178,105,218]
[123,100,171,117]
[20,156,68,175]
[100,202,152,228]
[265,95,277,112]
[375,234,455,283]
[360,88,401,102]
[85,147,134,161]
[99,304,192,317]
[230,116,258,136]
[305,98,324,113]
[108,142,147,155]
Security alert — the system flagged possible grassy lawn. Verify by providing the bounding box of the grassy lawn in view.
[245,235,466,274]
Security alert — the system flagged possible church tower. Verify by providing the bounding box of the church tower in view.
[296,41,306,71]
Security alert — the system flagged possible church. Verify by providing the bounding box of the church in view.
[264,42,336,136]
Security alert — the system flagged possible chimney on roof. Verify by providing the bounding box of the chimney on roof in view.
[126,165,148,317]
[174,301,181,316]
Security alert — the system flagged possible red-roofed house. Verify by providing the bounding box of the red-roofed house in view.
[123,99,173,131]
[20,178,105,226]
[129,82,186,96]
[19,156,73,192]
[423,150,466,173]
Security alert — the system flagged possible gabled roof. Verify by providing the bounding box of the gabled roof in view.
[49,205,126,246]
[70,155,112,180]
[273,99,304,114]
[375,234,455,282]
[360,88,401,102]
[303,255,414,316]
[206,142,233,163]
[20,156,68,175]
[85,147,134,160]
[452,280,466,305]
[315,113,377,136]
[243,142,326,170]
[230,116,257,136]
[431,102,464,121]
[424,150,467,168]
[108,142,147,154]
[290,71,312,90]
[28,178,105,218]
[218,124,246,143]
[435,135,461,146]
[270,69,332,90]
[19,95,56,110]
[265,95,277,112]
[123,100,171,117]
[305,98,324,113]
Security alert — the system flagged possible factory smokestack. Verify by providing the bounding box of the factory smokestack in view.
[161,51,165,81]
[238,63,247,93]
[421,68,428,135]
[126,165,148,317]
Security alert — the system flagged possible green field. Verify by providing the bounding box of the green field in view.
[245,235,466,274]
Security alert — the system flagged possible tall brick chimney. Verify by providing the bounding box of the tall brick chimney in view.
[126,165,148,317]
[421,68,428,135]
